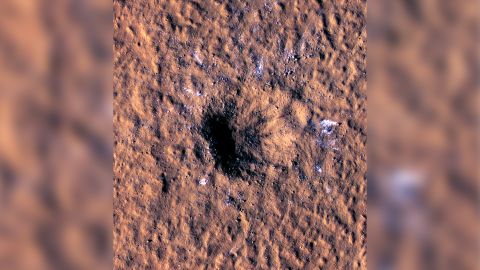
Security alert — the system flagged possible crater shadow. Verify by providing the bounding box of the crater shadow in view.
[201,112,240,177]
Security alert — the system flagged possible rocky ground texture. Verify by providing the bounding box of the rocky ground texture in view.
[114,0,366,268]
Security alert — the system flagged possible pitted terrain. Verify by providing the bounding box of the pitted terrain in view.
[114,0,366,268]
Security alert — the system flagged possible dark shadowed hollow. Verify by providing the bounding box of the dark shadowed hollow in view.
[201,112,238,177]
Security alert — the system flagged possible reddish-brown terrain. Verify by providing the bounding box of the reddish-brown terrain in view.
[114,0,366,269]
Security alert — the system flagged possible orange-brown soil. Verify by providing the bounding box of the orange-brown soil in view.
[114,0,366,268]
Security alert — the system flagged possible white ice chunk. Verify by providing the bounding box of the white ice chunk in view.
[325,184,331,194]
[319,119,338,135]
[198,177,208,186]
[193,51,203,65]
[255,57,263,77]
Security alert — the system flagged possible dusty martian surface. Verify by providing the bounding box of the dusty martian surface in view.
[113,0,366,268]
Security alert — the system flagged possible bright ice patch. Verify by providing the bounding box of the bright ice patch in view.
[198,177,208,186]
[316,119,339,149]
[319,119,338,135]
[315,164,323,173]
[325,184,332,194]
[193,51,203,65]
[255,57,263,77]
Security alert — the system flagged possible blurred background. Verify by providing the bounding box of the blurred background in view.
[0,0,112,269]
[369,0,479,269]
